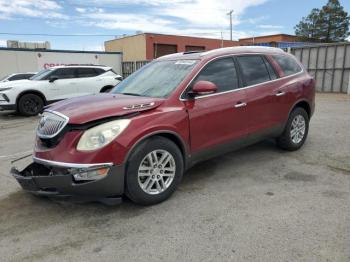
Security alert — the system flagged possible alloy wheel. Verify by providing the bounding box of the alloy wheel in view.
[290,114,306,144]
[137,149,176,195]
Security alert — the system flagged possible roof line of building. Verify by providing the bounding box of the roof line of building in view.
[0,47,122,55]
[105,32,298,43]
[105,32,239,43]
[239,33,297,40]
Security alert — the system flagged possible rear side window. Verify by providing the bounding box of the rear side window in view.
[76,68,99,78]
[263,57,278,80]
[236,56,271,86]
[194,57,239,93]
[272,55,302,76]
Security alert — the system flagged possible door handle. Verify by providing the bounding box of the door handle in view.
[276,91,286,97]
[234,102,247,108]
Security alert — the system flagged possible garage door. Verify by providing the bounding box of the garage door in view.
[154,44,177,58]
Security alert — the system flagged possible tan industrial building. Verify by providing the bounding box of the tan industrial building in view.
[105,33,240,62]
[105,33,303,62]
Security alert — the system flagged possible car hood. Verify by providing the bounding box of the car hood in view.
[47,94,165,124]
[0,79,32,89]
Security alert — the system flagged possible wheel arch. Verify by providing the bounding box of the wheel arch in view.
[290,99,311,119]
[125,130,190,169]
[16,90,47,108]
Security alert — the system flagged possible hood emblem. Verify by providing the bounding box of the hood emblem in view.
[39,115,48,128]
[123,102,155,110]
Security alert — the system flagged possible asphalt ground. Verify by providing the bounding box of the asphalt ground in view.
[0,93,349,262]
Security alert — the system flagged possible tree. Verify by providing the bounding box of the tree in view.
[295,0,350,42]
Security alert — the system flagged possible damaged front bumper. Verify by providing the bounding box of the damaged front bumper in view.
[11,157,125,205]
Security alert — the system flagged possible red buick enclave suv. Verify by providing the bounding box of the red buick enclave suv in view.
[12,47,315,205]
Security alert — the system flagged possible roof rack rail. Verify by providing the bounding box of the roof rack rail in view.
[65,64,108,67]
[183,50,205,55]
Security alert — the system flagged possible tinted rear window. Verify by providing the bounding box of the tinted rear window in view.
[273,55,302,76]
[237,56,271,86]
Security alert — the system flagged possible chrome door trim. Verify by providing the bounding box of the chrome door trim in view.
[179,53,304,101]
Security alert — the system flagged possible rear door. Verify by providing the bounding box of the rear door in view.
[270,54,305,122]
[75,67,102,95]
[236,55,281,135]
[184,57,249,156]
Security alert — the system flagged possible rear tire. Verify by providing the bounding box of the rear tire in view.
[18,94,44,116]
[125,136,184,205]
[276,107,309,151]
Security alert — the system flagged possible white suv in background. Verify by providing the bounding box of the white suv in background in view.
[0,72,37,82]
[0,65,122,116]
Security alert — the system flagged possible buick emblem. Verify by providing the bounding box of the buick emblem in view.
[39,115,48,128]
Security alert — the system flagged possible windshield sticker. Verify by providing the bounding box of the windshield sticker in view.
[175,60,197,65]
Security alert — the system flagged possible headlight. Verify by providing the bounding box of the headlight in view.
[77,119,130,151]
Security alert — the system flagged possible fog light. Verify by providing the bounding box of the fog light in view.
[72,167,109,181]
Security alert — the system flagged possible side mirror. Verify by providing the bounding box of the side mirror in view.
[115,75,123,81]
[189,81,218,97]
[49,76,59,83]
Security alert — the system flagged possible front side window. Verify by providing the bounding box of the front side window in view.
[192,57,239,94]
[112,60,198,98]
[237,55,271,86]
[272,55,302,76]
[52,68,76,79]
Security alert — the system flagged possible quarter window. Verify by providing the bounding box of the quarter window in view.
[237,56,271,86]
[193,57,239,93]
[272,55,302,76]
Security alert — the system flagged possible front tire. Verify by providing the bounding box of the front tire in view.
[125,136,184,205]
[276,107,309,151]
[18,94,44,116]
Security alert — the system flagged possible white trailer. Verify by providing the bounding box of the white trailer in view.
[0,48,123,79]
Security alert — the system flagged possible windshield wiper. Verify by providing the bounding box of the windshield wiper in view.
[120,92,142,96]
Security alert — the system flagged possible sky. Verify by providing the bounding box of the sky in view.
[0,0,349,51]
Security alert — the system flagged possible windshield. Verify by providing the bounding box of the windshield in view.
[0,74,10,81]
[112,60,198,98]
[30,69,53,80]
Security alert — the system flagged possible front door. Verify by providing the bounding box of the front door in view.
[183,57,250,157]
[47,68,79,101]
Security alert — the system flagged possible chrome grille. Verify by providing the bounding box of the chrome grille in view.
[37,111,69,139]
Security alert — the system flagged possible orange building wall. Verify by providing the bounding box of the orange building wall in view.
[145,34,239,60]
[239,34,298,45]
